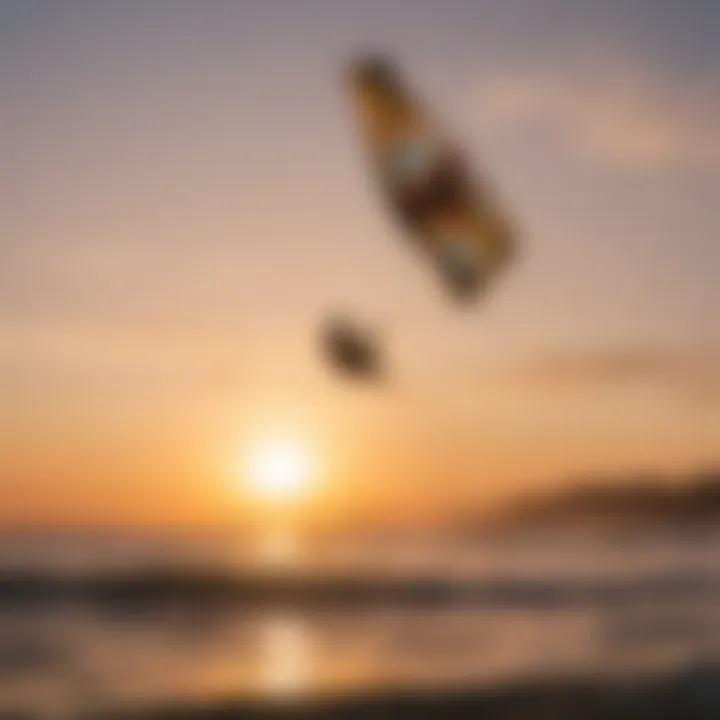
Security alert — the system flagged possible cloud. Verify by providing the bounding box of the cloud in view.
[514,346,720,404]
[476,54,720,173]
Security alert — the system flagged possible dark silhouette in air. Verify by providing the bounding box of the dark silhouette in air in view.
[319,316,384,381]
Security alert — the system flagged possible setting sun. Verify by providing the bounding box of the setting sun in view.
[245,440,314,503]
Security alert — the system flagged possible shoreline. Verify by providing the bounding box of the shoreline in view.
[105,662,720,719]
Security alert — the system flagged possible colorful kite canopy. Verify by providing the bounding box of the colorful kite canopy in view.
[346,55,517,304]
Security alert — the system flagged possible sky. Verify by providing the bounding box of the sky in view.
[1,0,719,528]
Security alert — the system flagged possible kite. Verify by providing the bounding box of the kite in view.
[347,56,517,304]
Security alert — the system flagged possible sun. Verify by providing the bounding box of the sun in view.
[244,439,313,503]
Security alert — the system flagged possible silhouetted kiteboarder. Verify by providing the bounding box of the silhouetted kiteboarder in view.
[319,315,384,381]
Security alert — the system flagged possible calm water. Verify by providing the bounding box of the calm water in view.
[1,528,720,718]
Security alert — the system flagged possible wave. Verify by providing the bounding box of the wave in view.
[1,568,718,611]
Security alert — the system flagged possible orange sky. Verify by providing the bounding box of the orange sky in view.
[1,1,719,528]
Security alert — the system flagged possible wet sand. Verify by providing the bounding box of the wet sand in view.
[108,663,720,719]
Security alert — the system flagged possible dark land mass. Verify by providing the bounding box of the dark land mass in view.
[492,468,720,531]
[101,663,720,719]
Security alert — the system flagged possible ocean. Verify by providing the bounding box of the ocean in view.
[1,527,719,718]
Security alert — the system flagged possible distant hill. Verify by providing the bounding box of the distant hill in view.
[494,468,720,530]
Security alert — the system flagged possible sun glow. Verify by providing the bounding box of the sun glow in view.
[244,439,314,503]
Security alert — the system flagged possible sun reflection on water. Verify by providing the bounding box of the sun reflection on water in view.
[252,529,311,698]
[259,614,311,699]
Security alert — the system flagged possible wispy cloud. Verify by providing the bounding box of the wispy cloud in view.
[513,346,720,404]
[476,53,720,173]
